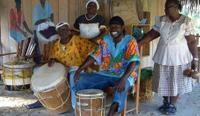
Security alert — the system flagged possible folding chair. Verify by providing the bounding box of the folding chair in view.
[121,46,143,116]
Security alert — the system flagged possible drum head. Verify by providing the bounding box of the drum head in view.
[31,63,66,92]
[76,89,104,97]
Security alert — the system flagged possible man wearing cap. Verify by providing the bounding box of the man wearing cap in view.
[71,16,140,115]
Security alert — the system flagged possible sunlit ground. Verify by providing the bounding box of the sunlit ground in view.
[0,96,36,108]
[0,84,200,116]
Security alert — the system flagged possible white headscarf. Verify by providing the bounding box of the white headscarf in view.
[86,0,100,10]
[55,22,70,31]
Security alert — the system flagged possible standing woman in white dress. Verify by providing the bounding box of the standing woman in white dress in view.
[138,0,198,115]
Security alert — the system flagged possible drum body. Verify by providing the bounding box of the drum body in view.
[2,60,34,91]
[75,89,105,116]
[31,63,71,113]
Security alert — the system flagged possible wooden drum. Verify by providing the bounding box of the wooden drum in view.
[75,89,105,116]
[31,63,71,113]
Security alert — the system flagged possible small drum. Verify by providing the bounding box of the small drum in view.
[31,63,70,113]
[2,60,34,91]
[75,89,105,116]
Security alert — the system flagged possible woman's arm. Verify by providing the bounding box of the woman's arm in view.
[186,35,198,70]
[137,29,160,47]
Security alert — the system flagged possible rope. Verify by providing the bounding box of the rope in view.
[35,79,70,111]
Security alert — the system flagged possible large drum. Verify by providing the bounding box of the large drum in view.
[2,60,34,91]
[75,89,105,116]
[31,63,71,113]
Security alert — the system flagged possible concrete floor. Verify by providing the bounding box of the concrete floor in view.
[0,83,200,116]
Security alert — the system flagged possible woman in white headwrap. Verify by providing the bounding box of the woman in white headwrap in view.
[26,21,97,109]
[73,0,106,42]
[48,22,97,67]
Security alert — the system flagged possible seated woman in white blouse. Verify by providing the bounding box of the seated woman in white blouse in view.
[138,0,198,115]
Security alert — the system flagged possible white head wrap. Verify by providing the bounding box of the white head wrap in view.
[56,22,70,31]
[86,0,99,10]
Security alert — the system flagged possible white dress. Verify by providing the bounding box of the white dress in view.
[152,15,197,96]
[153,15,194,66]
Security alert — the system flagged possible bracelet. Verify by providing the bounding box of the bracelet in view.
[193,58,199,61]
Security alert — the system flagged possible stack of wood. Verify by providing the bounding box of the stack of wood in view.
[43,42,53,63]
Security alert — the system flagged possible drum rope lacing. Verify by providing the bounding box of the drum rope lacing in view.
[35,79,70,110]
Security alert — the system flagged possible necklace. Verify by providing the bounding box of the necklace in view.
[85,14,97,21]
[59,38,70,52]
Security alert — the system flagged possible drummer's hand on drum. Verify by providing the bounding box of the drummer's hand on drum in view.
[114,78,126,92]
[48,59,55,67]
[74,70,81,83]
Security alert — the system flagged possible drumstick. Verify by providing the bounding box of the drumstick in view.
[17,42,21,57]
[25,38,31,55]
[26,37,35,56]
[29,43,36,56]
[17,43,20,57]
[22,38,30,57]
[25,39,30,56]
[21,40,27,57]
[19,40,24,57]
[0,52,16,57]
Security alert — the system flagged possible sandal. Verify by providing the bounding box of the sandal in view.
[158,100,169,112]
[25,101,43,109]
[163,104,177,115]
[158,103,169,112]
